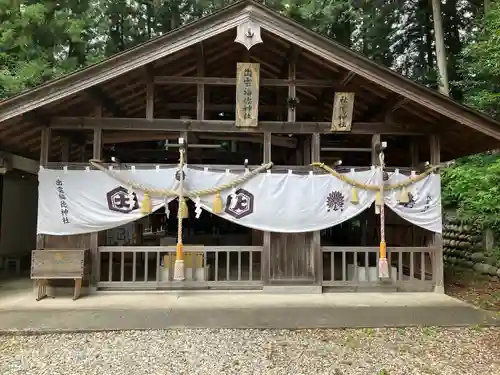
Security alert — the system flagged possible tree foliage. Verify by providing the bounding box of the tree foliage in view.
[461,1,500,117]
[441,1,500,229]
[442,153,500,228]
[0,0,483,100]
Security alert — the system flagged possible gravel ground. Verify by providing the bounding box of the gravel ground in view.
[1,327,499,375]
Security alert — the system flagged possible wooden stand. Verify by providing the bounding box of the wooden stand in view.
[31,249,89,301]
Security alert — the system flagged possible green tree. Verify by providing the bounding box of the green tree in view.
[460,1,500,117]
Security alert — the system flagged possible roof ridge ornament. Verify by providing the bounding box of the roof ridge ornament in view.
[235,20,263,51]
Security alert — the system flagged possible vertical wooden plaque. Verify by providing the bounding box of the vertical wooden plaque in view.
[331,92,355,132]
[235,62,260,127]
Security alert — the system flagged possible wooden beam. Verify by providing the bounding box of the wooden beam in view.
[321,147,372,152]
[0,151,39,174]
[87,87,126,118]
[340,71,356,86]
[50,117,428,135]
[154,76,338,87]
[156,102,321,113]
[199,134,297,149]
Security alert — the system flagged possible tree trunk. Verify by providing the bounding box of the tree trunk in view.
[485,0,491,15]
[431,0,449,96]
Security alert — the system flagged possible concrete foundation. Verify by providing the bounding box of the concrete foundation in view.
[0,277,497,332]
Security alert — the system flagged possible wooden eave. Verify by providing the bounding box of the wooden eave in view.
[0,0,499,161]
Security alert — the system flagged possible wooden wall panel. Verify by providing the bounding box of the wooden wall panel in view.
[269,232,314,282]
[44,234,91,249]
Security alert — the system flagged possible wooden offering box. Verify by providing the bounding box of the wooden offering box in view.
[31,249,90,301]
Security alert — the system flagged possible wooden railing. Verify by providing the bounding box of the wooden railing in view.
[97,246,263,290]
[321,246,435,291]
[96,245,436,292]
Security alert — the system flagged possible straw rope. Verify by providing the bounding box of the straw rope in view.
[311,162,439,191]
[89,159,273,198]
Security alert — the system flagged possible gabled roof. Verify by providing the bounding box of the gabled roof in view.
[0,0,499,147]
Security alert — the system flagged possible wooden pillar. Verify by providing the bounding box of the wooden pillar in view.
[146,67,154,120]
[303,136,311,165]
[60,137,71,163]
[90,106,103,290]
[262,132,272,285]
[197,43,205,121]
[410,139,419,246]
[264,49,319,292]
[430,134,444,293]
[287,59,296,123]
[79,142,86,162]
[36,128,51,250]
[410,139,419,167]
[370,134,381,246]
[371,134,381,166]
[311,133,322,285]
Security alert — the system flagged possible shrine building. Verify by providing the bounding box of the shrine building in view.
[1,0,500,295]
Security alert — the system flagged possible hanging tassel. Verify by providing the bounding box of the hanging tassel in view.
[212,191,223,214]
[398,186,410,204]
[181,198,189,219]
[173,243,185,281]
[350,187,359,204]
[378,240,390,279]
[141,192,152,214]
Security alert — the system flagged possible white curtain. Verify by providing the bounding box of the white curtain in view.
[37,166,379,235]
[384,171,442,234]
[37,166,442,235]
[185,167,380,233]
[37,167,178,235]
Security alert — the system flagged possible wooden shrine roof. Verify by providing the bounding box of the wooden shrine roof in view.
[0,0,499,161]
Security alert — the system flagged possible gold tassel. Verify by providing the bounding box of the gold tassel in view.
[398,186,410,204]
[375,191,383,206]
[141,192,152,214]
[350,187,359,204]
[212,191,223,214]
[181,198,189,219]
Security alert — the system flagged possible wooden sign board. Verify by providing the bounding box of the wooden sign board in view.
[236,62,260,127]
[31,249,89,279]
[331,92,355,132]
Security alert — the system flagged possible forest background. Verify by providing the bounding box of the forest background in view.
[1,0,500,233]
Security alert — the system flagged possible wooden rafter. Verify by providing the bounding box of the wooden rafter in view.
[86,87,126,117]
[359,93,401,122]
